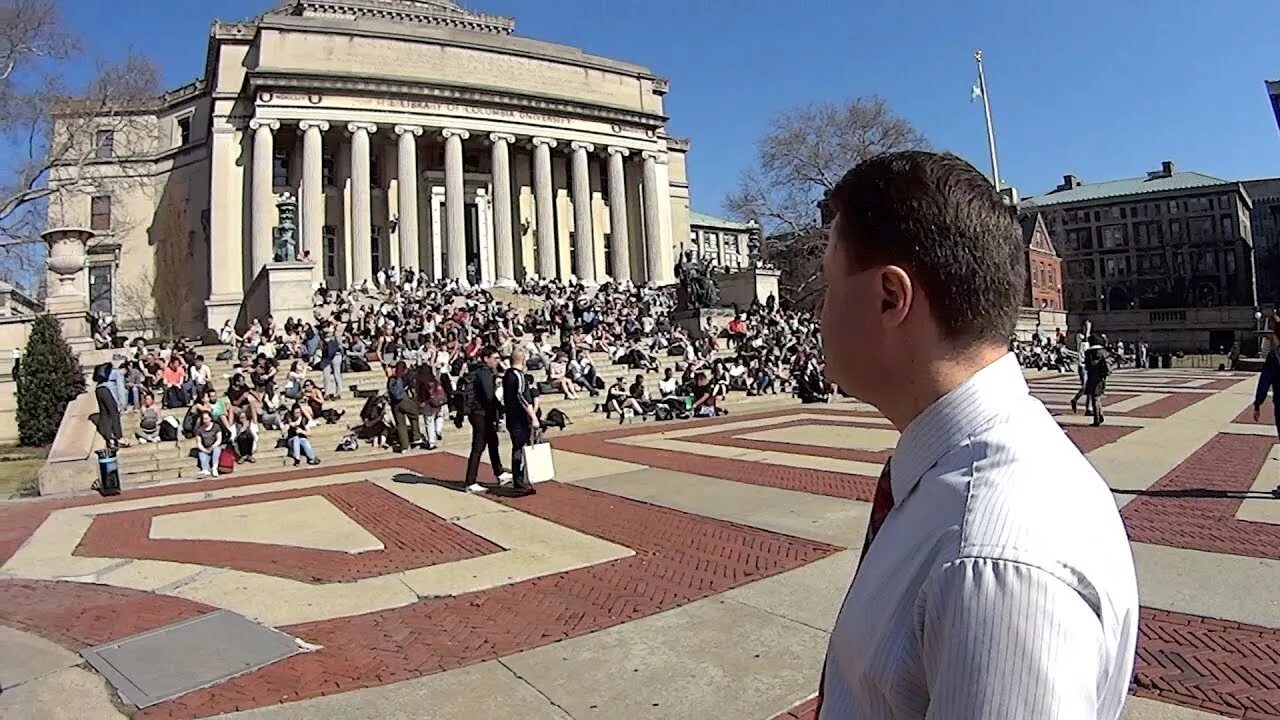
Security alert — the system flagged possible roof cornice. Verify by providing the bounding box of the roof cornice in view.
[246,70,669,128]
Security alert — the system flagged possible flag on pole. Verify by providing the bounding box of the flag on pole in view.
[970,81,982,103]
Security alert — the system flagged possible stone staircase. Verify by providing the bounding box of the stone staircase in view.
[104,343,775,491]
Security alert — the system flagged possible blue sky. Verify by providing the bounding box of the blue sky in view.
[59,0,1280,215]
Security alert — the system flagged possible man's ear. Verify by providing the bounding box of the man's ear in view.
[879,266,913,328]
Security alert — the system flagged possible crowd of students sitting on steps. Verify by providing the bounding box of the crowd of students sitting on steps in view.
[90,267,833,479]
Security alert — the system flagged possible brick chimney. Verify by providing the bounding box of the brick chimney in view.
[1056,174,1081,191]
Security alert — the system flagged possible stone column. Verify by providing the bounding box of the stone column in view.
[605,146,631,283]
[441,128,469,285]
[569,141,597,286]
[476,187,492,286]
[641,150,665,285]
[531,137,557,279]
[394,124,422,273]
[249,118,279,275]
[348,122,377,286]
[298,120,328,265]
[206,118,245,327]
[489,133,517,288]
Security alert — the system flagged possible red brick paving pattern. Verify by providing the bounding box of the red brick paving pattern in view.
[0,579,213,650]
[75,481,500,583]
[773,697,818,719]
[1234,402,1273,426]
[1135,608,1280,717]
[1121,433,1280,560]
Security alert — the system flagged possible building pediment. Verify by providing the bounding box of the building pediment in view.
[272,0,515,35]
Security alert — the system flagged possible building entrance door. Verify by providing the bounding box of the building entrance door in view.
[464,202,480,285]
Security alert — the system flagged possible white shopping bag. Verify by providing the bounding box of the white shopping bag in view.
[523,434,555,484]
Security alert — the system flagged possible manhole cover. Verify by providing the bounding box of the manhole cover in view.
[80,610,305,708]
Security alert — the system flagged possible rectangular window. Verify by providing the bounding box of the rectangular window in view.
[94,129,114,159]
[176,116,192,146]
[1225,250,1237,274]
[1168,200,1179,215]
[88,264,114,314]
[1100,225,1126,249]
[272,149,288,187]
[90,195,112,231]
[322,150,334,187]
[371,225,383,271]
[1220,215,1233,238]
[323,225,336,278]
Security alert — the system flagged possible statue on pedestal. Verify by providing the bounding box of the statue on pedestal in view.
[674,249,719,310]
[273,192,299,262]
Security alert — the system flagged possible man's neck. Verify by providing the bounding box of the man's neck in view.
[878,345,1008,431]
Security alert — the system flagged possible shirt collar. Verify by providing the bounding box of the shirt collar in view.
[889,353,1028,503]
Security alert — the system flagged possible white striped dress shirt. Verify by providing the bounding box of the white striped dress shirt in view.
[819,353,1139,719]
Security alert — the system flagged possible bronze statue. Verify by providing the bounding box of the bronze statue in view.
[273,192,299,262]
[674,249,719,310]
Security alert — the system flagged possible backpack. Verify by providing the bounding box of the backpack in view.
[336,433,359,452]
[159,416,179,442]
[427,380,447,409]
[461,370,483,415]
[181,409,197,438]
[654,405,673,422]
[215,349,233,362]
[217,447,236,474]
[544,408,570,429]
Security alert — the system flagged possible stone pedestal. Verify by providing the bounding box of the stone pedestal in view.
[239,262,315,330]
[672,308,735,340]
[716,267,781,310]
[41,227,94,349]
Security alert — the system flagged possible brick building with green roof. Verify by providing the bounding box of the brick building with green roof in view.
[1019,160,1256,316]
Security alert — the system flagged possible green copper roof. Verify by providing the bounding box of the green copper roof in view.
[1021,171,1233,209]
[689,211,754,230]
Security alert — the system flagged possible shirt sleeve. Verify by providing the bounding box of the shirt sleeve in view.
[919,557,1106,720]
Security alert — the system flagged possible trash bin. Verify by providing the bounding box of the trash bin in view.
[95,448,121,496]
[1161,354,1172,369]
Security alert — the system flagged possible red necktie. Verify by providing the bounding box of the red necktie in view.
[815,460,894,717]
[860,460,895,562]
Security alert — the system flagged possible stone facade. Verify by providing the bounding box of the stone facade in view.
[1021,161,1257,314]
[47,0,692,333]
[1243,178,1280,304]
[687,211,759,271]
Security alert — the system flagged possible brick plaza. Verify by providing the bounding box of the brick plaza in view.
[1,367,1278,719]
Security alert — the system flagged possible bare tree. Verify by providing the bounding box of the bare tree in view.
[0,0,160,292]
[725,96,928,308]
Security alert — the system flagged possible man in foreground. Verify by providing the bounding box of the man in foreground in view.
[816,151,1139,718]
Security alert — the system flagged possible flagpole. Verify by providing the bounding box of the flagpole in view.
[975,49,1001,191]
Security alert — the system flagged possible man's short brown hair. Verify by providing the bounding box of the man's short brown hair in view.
[829,150,1025,345]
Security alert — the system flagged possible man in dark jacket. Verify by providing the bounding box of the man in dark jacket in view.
[464,346,507,490]
[502,349,538,496]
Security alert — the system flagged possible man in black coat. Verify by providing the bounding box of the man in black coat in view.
[502,349,539,497]
[464,346,507,490]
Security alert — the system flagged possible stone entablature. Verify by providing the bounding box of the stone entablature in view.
[289,0,515,35]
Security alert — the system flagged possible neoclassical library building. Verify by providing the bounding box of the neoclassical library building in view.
[55,0,696,330]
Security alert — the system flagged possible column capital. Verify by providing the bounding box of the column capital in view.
[394,124,423,137]
[641,150,668,165]
[570,141,595,153]
[347,121,378,134]
[606,146,631,157]
[530,136,558,149]
[440,127,470,141]
[248,118,280,132]
[489,132,517,144]
[297,120,330,132]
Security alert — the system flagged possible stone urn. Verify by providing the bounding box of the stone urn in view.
[42,227,94,297]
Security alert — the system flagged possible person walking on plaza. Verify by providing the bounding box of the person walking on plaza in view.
[813,151,1138,719]
[1082,339,1110,426]
[387,361,423,453]
[464,346,508,491]
[1252,345,1280,441]
[501,349,538,497]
